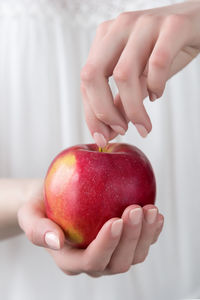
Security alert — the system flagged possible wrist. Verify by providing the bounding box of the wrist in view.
[0,178,43,239]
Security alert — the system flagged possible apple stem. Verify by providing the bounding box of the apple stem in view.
[98,146,108,152]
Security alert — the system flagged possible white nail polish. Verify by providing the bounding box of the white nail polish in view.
[93,132,107,148]
[129,208,142,225]
[135,124,148,138]
[111,219,123,237]
[146,209,157,224]
[45,232,60,250]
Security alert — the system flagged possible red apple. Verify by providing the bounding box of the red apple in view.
[44,143,156,248]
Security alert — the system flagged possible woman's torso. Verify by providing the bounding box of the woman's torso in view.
[0,1,200,299]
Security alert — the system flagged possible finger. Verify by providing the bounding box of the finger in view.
[107,205,143,274]
[87,20,114,57]
[148,14,190,99]
[114,94,129,122]
[82,218,123,275]
[113,16,159,136]
[114,80,149,123]
[81,84,117,146]
[151,213,164,244]
[81,22,130,137]
[48,218,123,276]
[132,205,159,264]
[81,68,127,135]
[18,200,65,250]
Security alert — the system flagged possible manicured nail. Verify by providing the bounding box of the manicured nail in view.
[110,125,126,135]
[145,209,157,224]
[93,132,107,148]
[135,124,148,138]
[45,232,60,250]
[150,93,157,102]
[111,219,123,237]
[129,208,142,225]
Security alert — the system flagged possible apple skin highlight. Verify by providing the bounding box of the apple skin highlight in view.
[44,143,156,248]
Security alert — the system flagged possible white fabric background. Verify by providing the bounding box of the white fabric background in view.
[0,0,200,299]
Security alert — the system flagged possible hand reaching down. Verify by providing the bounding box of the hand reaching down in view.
[81,1,200,146]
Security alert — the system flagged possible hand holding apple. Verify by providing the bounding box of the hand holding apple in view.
[18,143,164,276]
[18,186,164,276]
[44,143,156,248]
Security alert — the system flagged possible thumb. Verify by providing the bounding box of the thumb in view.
[18,200,65,250]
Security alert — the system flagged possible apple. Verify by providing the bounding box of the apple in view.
[44,143,156,248]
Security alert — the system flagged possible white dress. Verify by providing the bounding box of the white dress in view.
[0,0,200,299]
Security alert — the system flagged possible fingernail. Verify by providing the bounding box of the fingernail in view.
[135,124,148,138]
[110,125,126,135]
[145,209,157,224]
[93,132,107,148]
[45,232,60,250]
[111,219,123,237]
[129,208,142,225]
[150,93,157,102]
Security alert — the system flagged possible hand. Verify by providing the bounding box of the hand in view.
[81,1,200,146]
[18,183,164,277]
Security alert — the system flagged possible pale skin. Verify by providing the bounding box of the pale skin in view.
[81,0,200,146]
[0,179,163,276]
[13,179,163,277]
[2,0,200,277]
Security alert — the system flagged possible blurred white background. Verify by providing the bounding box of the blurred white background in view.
[0,0,200,299]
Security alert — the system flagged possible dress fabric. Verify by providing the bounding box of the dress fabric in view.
[0,0,200,299]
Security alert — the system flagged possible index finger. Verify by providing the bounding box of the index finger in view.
[81,22,129,137]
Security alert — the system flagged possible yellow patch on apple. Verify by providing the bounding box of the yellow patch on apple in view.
[67,226,83,244]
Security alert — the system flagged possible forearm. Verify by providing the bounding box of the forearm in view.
[0,178,43,240]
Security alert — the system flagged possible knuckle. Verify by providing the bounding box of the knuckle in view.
[96,20,112,36]
[165,13,189,29]
[137,14,163,29]
[137,13,154,25]
[113,65,131,83]
[81,63,97,83]
[150,49,170,69]
[95,112,109,123]
[116,12,133,26]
